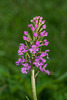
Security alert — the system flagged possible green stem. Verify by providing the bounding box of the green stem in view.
[34,70,40,78]
[31,68,37,100]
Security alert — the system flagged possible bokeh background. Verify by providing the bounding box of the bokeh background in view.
[0,0,67,100]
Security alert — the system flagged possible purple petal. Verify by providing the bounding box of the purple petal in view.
[35,24,38,28]
[41,58,46,63]
[36,41,40,46]
[24,31,27,35]
[40,17,43,19]
[35,20,38,24]
[43,64,47,69]
[39,19,42,22]
[21,67,27,74]
[42,20,45,24]
[23,36,28,40]
[44,70,50,75]
[28,24,32,28]
[40,66,43,71]
[33,33,37,37]
[31,27,35,31]
[43,25,46,29]
[45,50,50,52]
[44,41,49,46]
[44,32,48,36]
[36,16,39,19]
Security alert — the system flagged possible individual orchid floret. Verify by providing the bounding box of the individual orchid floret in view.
[32,17,35,19]
[24,31,27,35]
[35,20,38,24]
[28,24,32,28]
[33,57,43,67]
[31,27,35,31]
[35,24,38,28]
[30,18,35,22]
[18,43,28,55]
[40,52,46,57]
[44,40,49,46]
[40,31,45,36]
[40,64,50,75]
[44,70,50,75]
[42,20,45,24]
[21,67,27,74]
[36,16,40,19]
[21,56,25,62]
[31,17,36,22]
[21,63,31,74]
[39,18,41,22]
[46,53,50,59]
[39,55,46,63]
[29,45,39,54]
[22,63,31,69]
[40,64,47,71]
[45,49,50,52]
[43,24,46,29]
[23,36,29,40]
[36,41,40,46]
[33,33,37,37]
[44,32,48,36]
[16,56,25,65]
[16,58,22,65]
[40,17,43,19]
[30,20,33,22]
[40,51,50,59]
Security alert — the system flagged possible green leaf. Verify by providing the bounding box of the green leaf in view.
[57,72,67,81]
[25,95,30,100]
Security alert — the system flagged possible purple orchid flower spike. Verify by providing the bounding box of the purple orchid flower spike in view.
[16,16,50,74]
[16,16,50,100]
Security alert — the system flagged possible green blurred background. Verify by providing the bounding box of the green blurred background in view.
[0,0,67,100]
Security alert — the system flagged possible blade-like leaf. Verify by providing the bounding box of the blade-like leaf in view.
[25,95,30,100]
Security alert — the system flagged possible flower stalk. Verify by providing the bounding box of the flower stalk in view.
[31,68,37,100]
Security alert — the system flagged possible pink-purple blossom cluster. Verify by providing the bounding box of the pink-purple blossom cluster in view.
[16,16,50,75]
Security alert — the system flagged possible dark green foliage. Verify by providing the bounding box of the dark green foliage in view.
[0,0,67,100]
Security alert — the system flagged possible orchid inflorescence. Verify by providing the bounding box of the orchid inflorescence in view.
[16,16,50,76]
